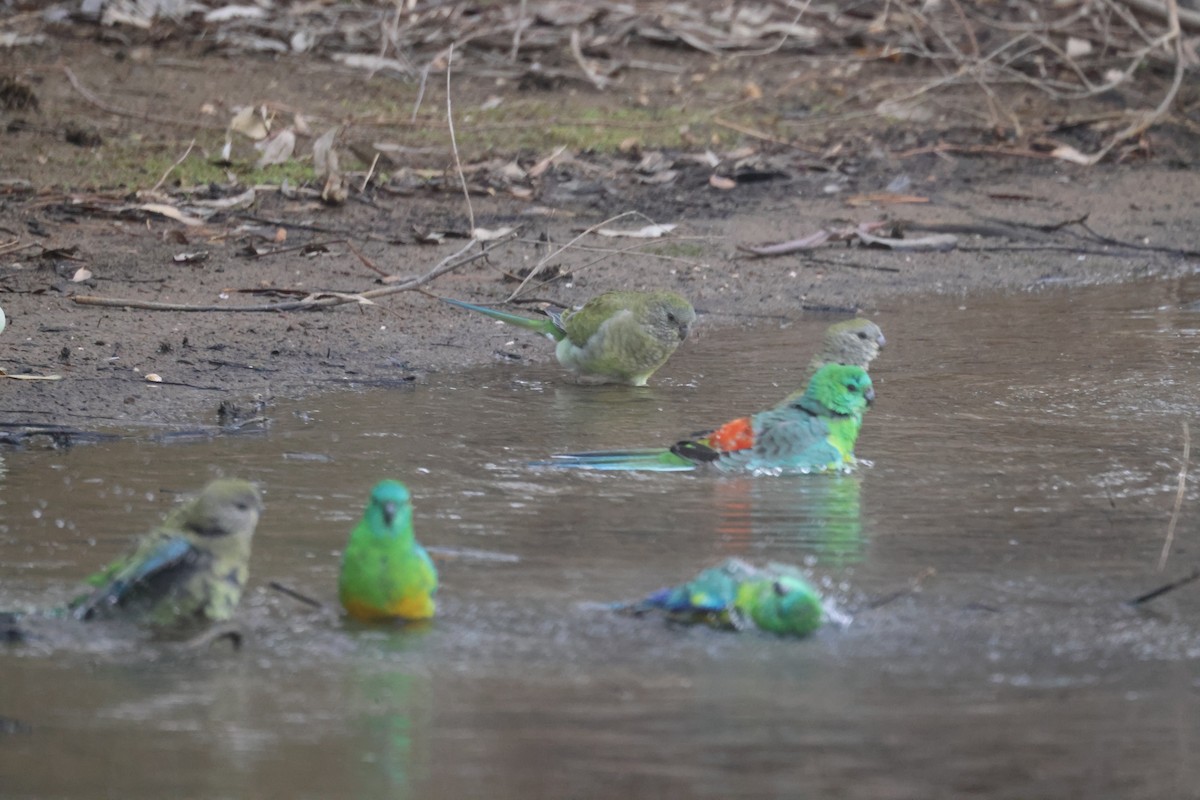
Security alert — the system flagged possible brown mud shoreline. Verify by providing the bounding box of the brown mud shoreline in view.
[1,32,1198,438]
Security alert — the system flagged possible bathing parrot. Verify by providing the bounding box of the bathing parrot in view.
[70,478,264,632]
[441,290,696,386]
[623,558,825,636]
[544,363,874,474]
[339,480,438,623]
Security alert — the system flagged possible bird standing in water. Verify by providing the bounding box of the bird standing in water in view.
[339,480,438,623]
[441,290,696,386]
[808,318,885,374]
[70,479,264,633]
[545,364,874,474]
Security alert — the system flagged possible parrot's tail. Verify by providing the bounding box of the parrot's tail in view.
[535,448,697,471]
[440,297,561,340]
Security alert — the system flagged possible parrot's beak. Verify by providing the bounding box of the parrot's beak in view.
[382,501,397,527]
[877,333,886,348]
[865,387,876,405]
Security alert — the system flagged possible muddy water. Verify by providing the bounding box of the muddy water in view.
[3,279,1200,798]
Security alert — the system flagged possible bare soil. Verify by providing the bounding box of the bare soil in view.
[2,27,1198,438]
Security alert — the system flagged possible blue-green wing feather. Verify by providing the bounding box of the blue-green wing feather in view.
[70,536,194,620]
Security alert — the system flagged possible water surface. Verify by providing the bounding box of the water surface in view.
[3,278,1200,798]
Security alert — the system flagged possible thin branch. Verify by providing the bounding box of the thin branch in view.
[504,210,644,301]
[73,235,515,313]
[148,139,195,193]
[62,66,225,130]
[1157,419,1190,572]
[446,42,475,235]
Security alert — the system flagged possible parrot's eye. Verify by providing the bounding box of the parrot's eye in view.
[847,383,858,392]
[773,581,787,597]
[857,332,868,339]
[666,312,677,323]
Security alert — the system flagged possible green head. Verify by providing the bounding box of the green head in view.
[642,292,696,343]
[180,479,263,540]
[815,318,886,370]
[801,364,875,416]
[752,576,824,636]
[364,479,414,536]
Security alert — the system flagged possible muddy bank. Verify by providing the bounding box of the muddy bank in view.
[1,35,1198,436]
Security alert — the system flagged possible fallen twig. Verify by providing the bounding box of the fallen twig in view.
[62,66,225,131]
[865,567,937,610]
[1129,567,1200,606]
[268,580,324,609]
[1157,419,1190,572]
[148,139,195,193]
[737,220,891,257]
[505,210,646,301]
[73,235,515,313]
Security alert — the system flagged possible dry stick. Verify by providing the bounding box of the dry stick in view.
[511,0,528,61]
[1157,420,1191,572]
[359,152,381,194]
[1082,0,1185,164]
[268,580,324,609]
[445,42,475,236]
[343,239,390,279]
[62,65,226,131]
[504,210,646,302]
[73,236,513,313]
[1129,567,1200,606]
[149,139,195,193]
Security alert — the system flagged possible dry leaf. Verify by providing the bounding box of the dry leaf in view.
[230,106,269,140]
[596,223,678,238]
[845,192,930,207]
[139,203,205,226]
[255,129,296,167]
[204,5,268,23]
[709,174,736,190]
[313,127,340,179]
[472,227,516,242]
[857,230,958,251]
[1050,145,1096,165]
[145,373,163,382]
[1066,37,1092,58]
[528,145,568,179]
[331,53,413,76]
[71,267,92,282]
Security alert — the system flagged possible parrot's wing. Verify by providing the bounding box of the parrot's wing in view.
[747,408,832,463]
[559,296,632,348]
[70,535,195,620]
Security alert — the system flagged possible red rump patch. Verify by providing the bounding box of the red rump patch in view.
[704,417,754,452]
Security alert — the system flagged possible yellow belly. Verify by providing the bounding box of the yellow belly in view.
[342,593,435,623]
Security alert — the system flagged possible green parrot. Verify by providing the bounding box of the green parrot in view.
[808,318,885,373]
[441,290,696,386]
[69,479,263,632]
[544,363,874,474]
[339,480,438,623]
[622,558,825,636]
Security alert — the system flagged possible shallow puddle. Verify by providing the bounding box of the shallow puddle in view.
[3,277,1200,798]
